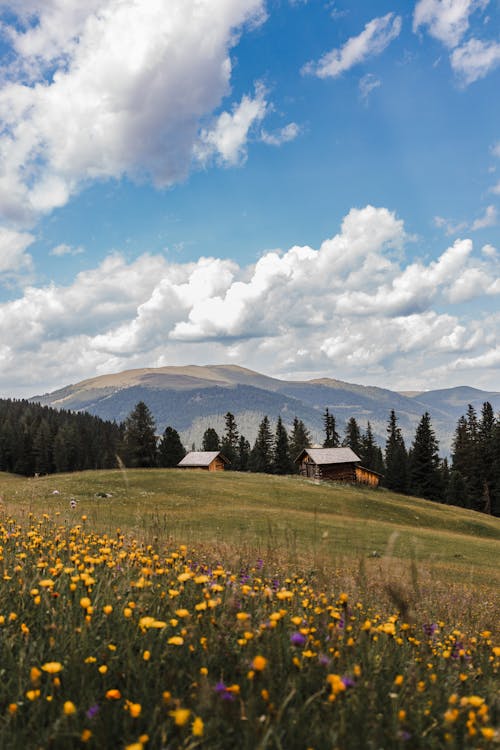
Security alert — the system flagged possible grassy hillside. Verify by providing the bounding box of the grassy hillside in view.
[2,469,498,598]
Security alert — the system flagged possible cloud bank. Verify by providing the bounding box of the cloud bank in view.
[0,205,498,396]
[0,0,266,225]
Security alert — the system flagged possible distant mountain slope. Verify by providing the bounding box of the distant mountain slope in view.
[30,365,500,455]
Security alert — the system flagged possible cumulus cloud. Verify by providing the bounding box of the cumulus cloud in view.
[471,204,497,230]
[0,0,265,225]
[0,204,499,395]
[413,0,489,48]
[50,243,84,257]
[0,226,34,276]
[195,84,268,166]
[302,13,402,78]
[450,37,500,84]
[260,122,301,146]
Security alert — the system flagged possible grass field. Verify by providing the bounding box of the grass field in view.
[1,468,499,626]
[0,469,498,748]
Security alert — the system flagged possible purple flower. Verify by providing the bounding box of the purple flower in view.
[290,632,307,647]
[423,623,438,638]
[256,558,264,570]
[86,703,100,719]
[214,681,235,701]
[341,676,355,688]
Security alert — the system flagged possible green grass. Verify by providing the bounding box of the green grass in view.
[1,468,499,599]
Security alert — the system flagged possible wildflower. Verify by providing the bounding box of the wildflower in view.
[105,689,121,700]
[168,636,184,646]
[81,730,92,742]
[290,632,306,646]
[63,701,77,715]
[103,605,113,615]
[80,597,91,609]
[170,708,190,726]
[30,667,42,684]
[41,662,63,674]
[86,704,100,719]
[8,704,18,714]
[252,655,267,671]
[128,702,142,718]
[192,716,204,737]
[143,650,151,661]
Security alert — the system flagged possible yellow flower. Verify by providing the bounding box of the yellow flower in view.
[252,655,267,671]
[98,665,108,674]
[8,703,18,715]
[105,689,121,700]
[129,703,142,718]
[143,650,151,661]
[30,666,42,684]
[481,728,495,741]
[170,708,190,726]
[103,605,113,615]
[41,662,63,674]
[167,636,184,646]
[80,597,91,609]
[81,729,92,743]
[192,716,204,737]
[63,701,77,716]
[394,675,404,686]
[175,609,190,618]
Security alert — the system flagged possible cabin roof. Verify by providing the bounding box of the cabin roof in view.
[295,447,361,465]
[177,451,230,467]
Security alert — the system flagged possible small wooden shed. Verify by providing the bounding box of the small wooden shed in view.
[295,447,382,487]
[177,451,230,472]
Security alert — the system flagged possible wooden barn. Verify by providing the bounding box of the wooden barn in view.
[295,447,382,487]
[177,451,230,472]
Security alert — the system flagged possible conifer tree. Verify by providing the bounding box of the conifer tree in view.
[342,417,362,456]
[359,421,385,474]
[221,412,239,469]
[289,417,312,469]
[237,435,251,472]
[273,417,293,474]
[409,412,442,501]
[122,401,158,468]
[202,427,220,452]
[384,410,408,493]
[249,416,273,473]
[323,408,340,448]
[158,426,186,467]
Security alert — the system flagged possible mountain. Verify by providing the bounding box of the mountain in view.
[30,365,500,455]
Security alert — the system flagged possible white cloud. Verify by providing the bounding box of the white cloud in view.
[0,0,266,225]
[491,181,500,195]
[450,37,500,83]
[359,73,382,102]
[413,0,489,48]
[434,215,468,235]
[302,13,402,79]
[0,226,34,276]
[481,243,497,257]
[0,204,499,395]
[471,204,497,230]
[50,243,84,257]
[492,141,500,158]
[195,84,268,166]
[260,122,301,146]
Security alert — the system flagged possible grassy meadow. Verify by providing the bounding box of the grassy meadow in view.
[0,469,498,748]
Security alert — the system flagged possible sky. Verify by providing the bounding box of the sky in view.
[0,0,499,398]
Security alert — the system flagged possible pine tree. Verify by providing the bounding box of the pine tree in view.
[221,412,239,469]
[478,402,496,514]
[323,408,340,448]
[237,435,251,472]
[33,419,53,475]
[273,417,293,474]
[409,412,442,501]
[342,417,362,456]
[249,416,273,473]
[359,421,384,474]
[384,410,408,493]
[289,417,312,470]
[202,428,220,452]
[158,426,185,467]
[122,401,158,468]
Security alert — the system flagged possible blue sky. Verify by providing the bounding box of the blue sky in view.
[0,0,499,396]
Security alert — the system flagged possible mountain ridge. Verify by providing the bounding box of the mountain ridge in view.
[30,365,500,455]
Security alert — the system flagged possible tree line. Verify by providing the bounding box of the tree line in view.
[1,397,498,515]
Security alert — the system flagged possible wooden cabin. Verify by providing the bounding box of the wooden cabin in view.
[177,451,230,472]
[295,447,382,487]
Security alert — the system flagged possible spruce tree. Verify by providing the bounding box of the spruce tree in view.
[289,417,312,468]
[158,426,186,467]
[409,412,442,501]
[384,410,408,493]
[202,427,220,452]
[273,417,293,474]
[237,435,251,472]
[478,402,496,514]
[249,416,273,473]
[221,412,239,469]
[342,417,362,456]
[122,401,158,468]
[323,408,340,448]
[359,421,385,474]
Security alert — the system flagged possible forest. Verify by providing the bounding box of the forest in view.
[0,397,499,516]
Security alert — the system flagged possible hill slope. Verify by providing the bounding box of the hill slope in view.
[30,364,500,454]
